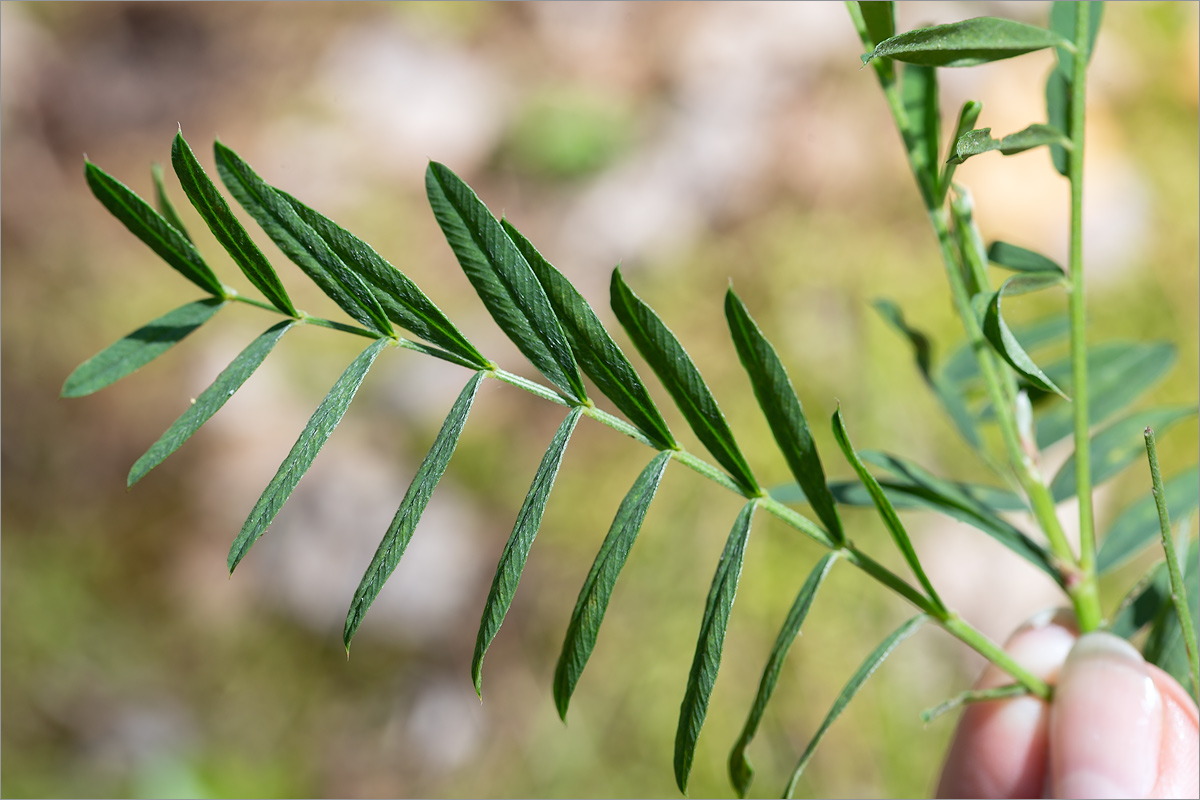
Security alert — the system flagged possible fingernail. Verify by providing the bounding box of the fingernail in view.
[1050,633,1163,799]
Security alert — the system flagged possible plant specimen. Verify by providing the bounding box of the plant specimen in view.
[64,2,1197,796]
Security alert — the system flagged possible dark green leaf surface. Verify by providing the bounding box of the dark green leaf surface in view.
[900,63,940,202]
[1045,69,1071,176]
[281,190,490,368]
[940,100,983,195]
[675,501,757,795]
[473,407,583,697]
[1098,466,1199,574]
[611,268,759,496]
[506,220,675,449]
[1143,537,1199,691]
[831,410,945,612]
[1050,406,1197,503]
[863,17,1071,68]
[726,289,842,542]
[729,552,838,798]
[85,160,224,296]
[1050,1,1104,80]
[941,314,1068,388]
[344,372,485,649]
[982,274,1069,398]
[62,299,226,398]
[554,451,671,720]
[783,615,928,798]
[128,320,296,487]
[873,299,981,450]
[1037,341,1176,448]
[171,133,296,316]
[227,337,389,572]
[426,162,586,402]
[151,162,193,243]
[947,124,1071,165]
[214,142,393,336]
[987,241,1065,275]
[858,1,895,45]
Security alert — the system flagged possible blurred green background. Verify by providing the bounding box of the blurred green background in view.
[3,2,1196,797]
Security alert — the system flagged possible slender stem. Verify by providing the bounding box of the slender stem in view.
[1067,4,1101,632]
[1144,427,1200,699]
[943,615,1051,701]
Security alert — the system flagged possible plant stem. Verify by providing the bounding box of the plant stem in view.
[1067,3,1101,631]
[942,615,1051,700]
[1144,427,1200,698]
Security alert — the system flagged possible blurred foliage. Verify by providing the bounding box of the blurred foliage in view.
[3,2,1196,798]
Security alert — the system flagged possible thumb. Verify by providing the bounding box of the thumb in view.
[1048,632,1197,799]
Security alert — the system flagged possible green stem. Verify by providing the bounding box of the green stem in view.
[1068,4,1101,631]
[943,615,1051,701]
[1144,427,1200,699]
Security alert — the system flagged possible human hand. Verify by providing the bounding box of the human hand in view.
[936,610,1199,799]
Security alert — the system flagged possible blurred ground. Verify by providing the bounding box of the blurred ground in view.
[2,2,1197,798]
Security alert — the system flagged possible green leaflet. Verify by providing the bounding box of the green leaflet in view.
[940,314,1068,389]
[1046,2,1103,174]
[611,268,760,496]
[982,273,1069,398]
[726,288,843,543]
[151,162,193,244]
[426,162,586,403]
[171,133,296,316]
[473,407,583,697]
[872,299,981,451]
[987,241,1066,275]
[728,552,838,798]
[1098,466,1199,574]
[553,451,671,720]
[505,220,675,450]
[1045,70,1072,177]
[84,160,224,296]
[344,371,485,649]
[280,190,491,369]
[675,500,757,795]
[947,123,1071,165]
[858,1,894,46]
[831,410,945,613]
[1037,341,1176,448]
[854,450,1061,582]
[863,17,1072,68]
[900,63,940,204]
[62,299,226,398]
[1050,406,1197,503]
[227,337,390,572]
[939,101,983,201]
[128,320,296,487]
[214,141,393,336]
[782,615,928,798]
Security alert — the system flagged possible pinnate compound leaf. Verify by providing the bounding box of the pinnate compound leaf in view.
[85,160,224,296]
[280,191,490,369]
[987,241,1065,275]
[982,273,1069,398]
[214,142,393,336]
[344,371,485,649]
[726,288,843,543]
[554,451,672,720]
[128,320,296,487]
[1098,466,1199,574]
[473,407,583,697]
[675,501,757,795]
[611,268,759,496]
[1050,406,1197,503]
[1037,341,1176,448]
[831,410,945,612]
[729,552,839,798]
[947,124,1071,165]
[872,299,981,451]
[227,337,389,572]
[426,162,586,402]
[151,162,193,244]
[783,615,929,798]
[62,299,226,398]
[863,17,1071,68]
[858,1,895,46]
[505,220,675,450]
[171,133,296,316]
